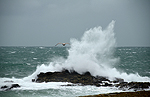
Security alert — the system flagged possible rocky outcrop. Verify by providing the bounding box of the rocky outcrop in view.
[116,82,150,91]
[33,69,123,87]
[1,69,149,92]
[33,69,150,91]
[1,84,20,91]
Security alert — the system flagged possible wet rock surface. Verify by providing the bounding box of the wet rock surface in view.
[34,69,113,87]
[33,69,150,91]
[1,84,20,91]
[116,82,150,91]
[1,69,150,92]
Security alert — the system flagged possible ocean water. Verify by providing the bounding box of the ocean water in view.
[0,21,150,97]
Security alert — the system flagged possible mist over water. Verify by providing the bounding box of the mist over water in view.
[34,21,149,82]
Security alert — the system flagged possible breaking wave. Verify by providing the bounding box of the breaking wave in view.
[33,20,150,82]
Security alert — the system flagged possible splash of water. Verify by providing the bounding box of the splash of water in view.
[0,21,149,94]
[63,20,117,75]
[32,20,149,82]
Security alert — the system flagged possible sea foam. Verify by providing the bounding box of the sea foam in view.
[63,20,117,76]
[32,20,150,82]
[0,21,149,95]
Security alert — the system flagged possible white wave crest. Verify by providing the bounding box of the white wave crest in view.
[27,20,150,82]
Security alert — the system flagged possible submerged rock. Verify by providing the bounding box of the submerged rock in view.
[10,84,20,89]
[1,85,8,89]
[1,84,20,91]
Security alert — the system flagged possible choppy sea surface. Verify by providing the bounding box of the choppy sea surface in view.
[0,21,150,97]
[0,46,150,97]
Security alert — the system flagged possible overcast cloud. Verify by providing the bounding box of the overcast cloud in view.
[0,0,150,46]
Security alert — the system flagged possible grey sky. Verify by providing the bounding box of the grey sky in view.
[0,0,150,47]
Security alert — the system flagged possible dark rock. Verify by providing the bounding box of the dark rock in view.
[32,79,35,82]
[70,70,79,75]
[1,85,8,89]
[115,82,150,91]
[62,69,70,74]
[115,82,128,88]
[34,69,115,87]
[102,82,112,86]
[83,71,91,76]
[7,84,20,90]
[128,82,150,90]
[34,69,150,90]
[10,84,20,89]
[113,78,124,83]
[94,83,101,87]
[1,84,20,91]
[95,76,110,82]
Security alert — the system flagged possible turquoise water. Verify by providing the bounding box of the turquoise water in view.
[0,47,150,97]
[115,47,150,77]
[0,21,150,96]
[0,47,69,78]
[0,47,150,78]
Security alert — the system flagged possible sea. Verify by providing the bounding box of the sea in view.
[0,21,150,97]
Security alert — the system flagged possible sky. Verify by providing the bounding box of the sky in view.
[0,0,150,47]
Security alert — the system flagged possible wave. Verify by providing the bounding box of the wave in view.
[0,21,149,92]
[31,20,150,82]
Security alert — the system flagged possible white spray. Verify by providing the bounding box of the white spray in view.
[63,20,117,76]
[32,20,149,82]
[1,21,150,92]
